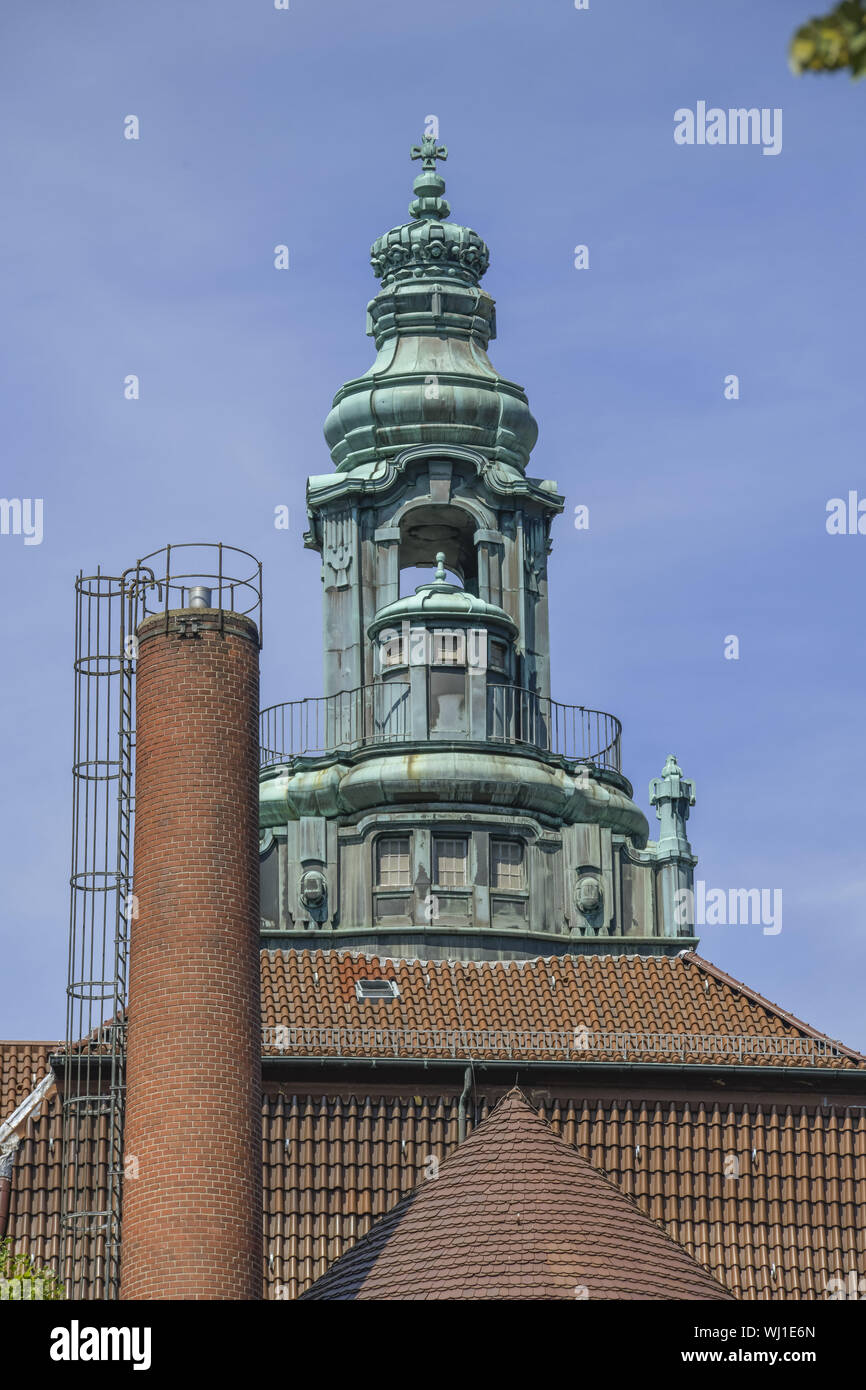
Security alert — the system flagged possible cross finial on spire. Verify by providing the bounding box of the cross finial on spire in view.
[410,134,448,172]
[408,132,450,222]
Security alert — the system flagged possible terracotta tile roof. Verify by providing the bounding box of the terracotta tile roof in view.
[4,947,865,1300]
[299,1087,732,1300]
[261,949,865,1068]
[264,1091,866,1300]
[0,1045,65,1286]
[3,1061,865,1300]
[0,1041,57,1114]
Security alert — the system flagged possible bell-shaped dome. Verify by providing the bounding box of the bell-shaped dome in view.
[323,135,539,474]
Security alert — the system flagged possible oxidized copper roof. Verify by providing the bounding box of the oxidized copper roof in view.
[299,1087,732,1300]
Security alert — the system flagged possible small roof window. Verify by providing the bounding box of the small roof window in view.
[355,977,400,1001]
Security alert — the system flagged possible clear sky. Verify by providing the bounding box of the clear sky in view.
[1,0,864,1049]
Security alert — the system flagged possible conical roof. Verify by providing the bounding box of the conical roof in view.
[299,1087,734,1301]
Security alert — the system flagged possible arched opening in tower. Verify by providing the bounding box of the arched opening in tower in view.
[395,503,479,593]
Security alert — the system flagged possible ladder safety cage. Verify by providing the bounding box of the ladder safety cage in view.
[61,563,156,1300]
[61,542,261,1299]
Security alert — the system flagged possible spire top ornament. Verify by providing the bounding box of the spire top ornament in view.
[367,131,493,293]
[408,131,450,222]
[649,755,696,855]
[410,134,448,172]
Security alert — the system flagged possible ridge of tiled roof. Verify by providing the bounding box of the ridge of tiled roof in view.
[299,1086,734,1301]
[259,948,866,1068]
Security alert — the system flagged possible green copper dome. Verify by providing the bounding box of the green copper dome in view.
[323,135,539,475]
[368,554,518,639]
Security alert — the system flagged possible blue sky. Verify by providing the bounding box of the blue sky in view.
[1,0,864,1048]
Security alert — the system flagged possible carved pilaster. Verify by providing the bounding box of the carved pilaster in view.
[323,509,355,591]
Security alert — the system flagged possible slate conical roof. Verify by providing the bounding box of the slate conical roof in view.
[299,1088,734,1301]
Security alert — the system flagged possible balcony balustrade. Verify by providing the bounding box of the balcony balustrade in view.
[260,682,621,772]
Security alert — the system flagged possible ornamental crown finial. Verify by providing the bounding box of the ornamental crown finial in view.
[368,133,491,293]
[408,132,450,222]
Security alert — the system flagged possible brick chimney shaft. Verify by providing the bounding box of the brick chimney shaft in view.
[120,608,262,1300]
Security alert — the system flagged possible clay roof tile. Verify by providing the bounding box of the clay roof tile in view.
[300,1088,733,1301]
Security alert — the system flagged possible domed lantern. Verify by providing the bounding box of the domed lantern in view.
[367,552,518,741]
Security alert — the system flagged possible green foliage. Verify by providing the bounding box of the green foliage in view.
[0,1236,65,1300]
[790,1,866,77]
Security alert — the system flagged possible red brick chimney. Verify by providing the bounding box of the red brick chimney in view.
[120,601,262,1300]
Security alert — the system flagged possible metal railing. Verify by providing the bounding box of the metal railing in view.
[261,1025,846,1065]
[62,541,263,1301]
[260,684,410,762]
[260,683,621,770]
[487,685,620,766]
[136,542,262,645]
[63,567,150,1301]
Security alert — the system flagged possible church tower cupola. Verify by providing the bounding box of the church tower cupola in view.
[260,136,701,961]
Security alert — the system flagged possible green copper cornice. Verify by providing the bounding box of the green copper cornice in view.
[304,445,564,546]
[259,747,648,844]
